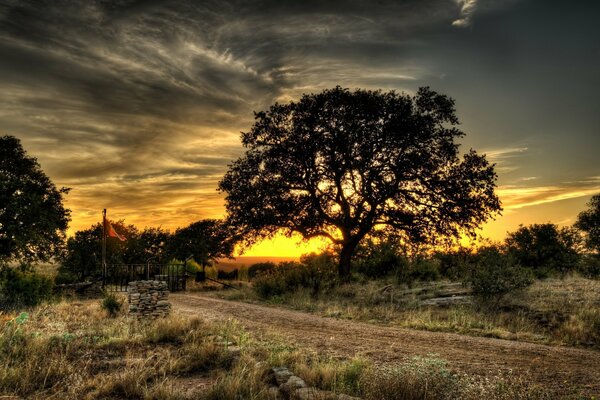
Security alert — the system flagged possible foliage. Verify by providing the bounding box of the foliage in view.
[464,246,534,307]
[433,246,475,280]
[575,193,600,254]
[247,262,276,280]
[0,135,71,267]
[576,254,600,279]
[219,87,501,279]
[0,268,53,309]
[253,252,338,298]
[165,219,235,267]
[59,223,169,281]
[506,223,581,277]
[354,241,409,279]
[100,292,122,317]
[406,258,442,283]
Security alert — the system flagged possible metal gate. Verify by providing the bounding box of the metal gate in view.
[103,263,187,292]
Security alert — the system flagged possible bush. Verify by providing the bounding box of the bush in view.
[247,262,276,280]
[577,255,600,279]
[464,246,534,308]
[355,243,409,279]
[406,258,441,283]
[0,268,53,309]
[253,253,338,298]
[100,292,123,317]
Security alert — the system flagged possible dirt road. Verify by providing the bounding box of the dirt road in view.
[171,293,600,395]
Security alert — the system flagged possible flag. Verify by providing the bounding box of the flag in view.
[104,217,127,241]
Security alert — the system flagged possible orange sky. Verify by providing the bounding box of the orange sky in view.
[64,189,597,258]
[2,1,598,258]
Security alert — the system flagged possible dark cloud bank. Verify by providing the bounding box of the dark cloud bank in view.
[0,0,598,234]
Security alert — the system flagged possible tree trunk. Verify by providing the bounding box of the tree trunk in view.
[338,241,358,281]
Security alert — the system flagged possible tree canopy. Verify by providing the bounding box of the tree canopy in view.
[0,135,70,267]
[166,219,235,267]
[59,222,169,281]
[575,194,600,254]
[219,87,501,278]
[505,223,580,277]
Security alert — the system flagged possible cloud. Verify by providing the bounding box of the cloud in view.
[452,0,479,27]
[498,177,600,211]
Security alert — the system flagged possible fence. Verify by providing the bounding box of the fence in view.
[103,263,187,292]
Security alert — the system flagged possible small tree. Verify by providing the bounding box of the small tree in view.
[0,135,70,267]
[505,223,580,277]
[465,245,533,308]
[219,87,501,279]
[575,194,600,254]
[166,219,235,268]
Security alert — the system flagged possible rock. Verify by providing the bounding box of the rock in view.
[268,386,282,399]
[292,387,337,400]
[280,376,307,396]
[272,367,294,385]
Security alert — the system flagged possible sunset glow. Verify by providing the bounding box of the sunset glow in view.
[1,1,598,257]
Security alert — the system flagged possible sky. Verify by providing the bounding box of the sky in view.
[0,0,598,257]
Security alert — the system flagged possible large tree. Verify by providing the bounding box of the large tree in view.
[166,219,235,267]
[0,135,70,267]
[575,194,600,254]
[219,87,501,278]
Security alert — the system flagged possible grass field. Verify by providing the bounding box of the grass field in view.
[218,275,600,348]
[0,297,567,399]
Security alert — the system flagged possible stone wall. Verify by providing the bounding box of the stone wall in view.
[127,280,171,318]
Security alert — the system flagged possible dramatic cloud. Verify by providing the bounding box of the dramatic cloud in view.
[0,0,598,250]
[452,0,478,27]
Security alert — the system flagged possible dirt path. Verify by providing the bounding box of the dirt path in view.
[171,293,600,395]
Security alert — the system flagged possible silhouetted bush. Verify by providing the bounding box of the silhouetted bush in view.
[217,269,238,280]
[0,268,53,309]
[464,246,534,308]
[247,262,276,280]
[577,255,600,279]
[506,224,580,278]
[354,243,409,279]
[433,248,474,280]
[406,258,442,282]
[253,253,337,298]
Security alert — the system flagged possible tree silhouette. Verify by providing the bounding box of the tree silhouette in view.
[166,219,235,267]
[219,87,501,279]
[575,194,600,254]
[0,135,70,267]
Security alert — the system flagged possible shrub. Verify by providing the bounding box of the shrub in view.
[406,258,441,283]
[100,292,123,317]
[0,268,53,309]
[253,253,338,298]
[247,262,276,280]
[433,247,474,280]
[464,246,534,308]
[506,224,580,278]
[577,255,600,279]
[355,243,409,279]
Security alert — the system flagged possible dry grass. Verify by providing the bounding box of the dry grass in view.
[220,275,600,347]
[0,297,580,399]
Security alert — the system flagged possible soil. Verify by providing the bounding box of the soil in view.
[171,293,600,396]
